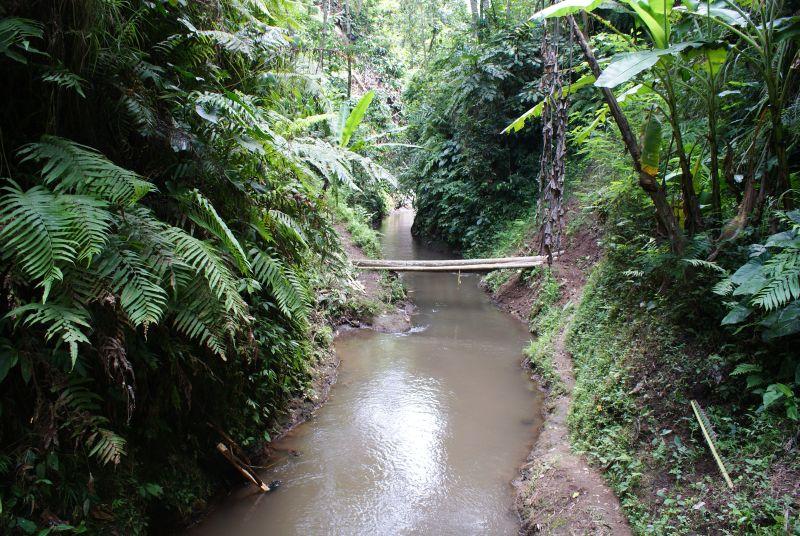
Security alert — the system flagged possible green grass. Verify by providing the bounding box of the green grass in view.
[566,264,800,535]
[521,267,568,395]
[334,201,382,258]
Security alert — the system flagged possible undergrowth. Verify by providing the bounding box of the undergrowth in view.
[568,265,799,534]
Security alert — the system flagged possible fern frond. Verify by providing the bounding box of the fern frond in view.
[41,66,87,98]
[0,182,78,290]
[56,380,127,465]
[172,278,231,358]
[61,195,113,264]
[166,227,248,319]
[751,251,800,310]
[181,188,251,274]
[713,277,734,296]
[18,136,156,205]
[87,429,127,466]
[291,138,357,189]
[683,258,727,274]
[96,241,168,327]
[250,247,309,320]
[0,17,45,63]
[266,209,307,247]
[6,303,90,364]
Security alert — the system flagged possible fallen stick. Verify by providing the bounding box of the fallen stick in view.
[216,443,270,492]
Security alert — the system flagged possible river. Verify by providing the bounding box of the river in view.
[192,209,543,535]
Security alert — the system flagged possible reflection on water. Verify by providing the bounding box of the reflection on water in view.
[190,209,543,535]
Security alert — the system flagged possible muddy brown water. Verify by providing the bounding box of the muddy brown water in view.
[192,209,543,535]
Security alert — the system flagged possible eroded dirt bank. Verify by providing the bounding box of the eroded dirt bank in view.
[485,209,631,535]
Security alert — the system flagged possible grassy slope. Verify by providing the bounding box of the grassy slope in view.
[477,153,799,534]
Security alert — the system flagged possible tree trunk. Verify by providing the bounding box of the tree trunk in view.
[664,77,703,234]
[319,0,329,70]
[568,16,685,253]
[468,0,479,38]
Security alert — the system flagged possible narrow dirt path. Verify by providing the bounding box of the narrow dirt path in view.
[514,316,631,535]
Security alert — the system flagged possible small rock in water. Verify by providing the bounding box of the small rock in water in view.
[269,480,282,490]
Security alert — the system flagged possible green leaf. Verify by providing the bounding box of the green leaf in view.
[596,43,699,88]
[503,75,596,134]
[16,517,37,534]
[340,90,375,148]
[762,384,784,408]
[0,350,18,384]
[624,0,670,48]
[640,114,662,176]
[530,0,603,21]
[721,303,752,325]
[731,259,763,285]
[730,363,761,376]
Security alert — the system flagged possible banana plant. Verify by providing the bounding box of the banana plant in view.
[533,0,705,235]
[681,0,799,217]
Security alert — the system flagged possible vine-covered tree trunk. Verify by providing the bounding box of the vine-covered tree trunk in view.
[538,21,568,262]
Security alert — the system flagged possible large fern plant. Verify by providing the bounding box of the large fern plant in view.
[715,210,800,341]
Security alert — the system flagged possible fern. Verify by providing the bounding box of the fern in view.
[266,209,308,248]
[165,226,248,320]
[41,65,87,98]
[0,17,44,63]
[250,247,309,320]
[95,241,168,327]
[683,258,728,274]
[6,303,91,365]
[87,428,128,466]
[61,195,113,264]
[58,381,127,465]
[751,250,800,310]
[0,182,79,291]
[171,278,231,358]
[181,189,251,274]
[18,136,156,205]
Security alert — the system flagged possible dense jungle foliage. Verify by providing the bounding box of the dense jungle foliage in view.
[399,0,800,532]
[2,0,800,533]
[0,0,399,532]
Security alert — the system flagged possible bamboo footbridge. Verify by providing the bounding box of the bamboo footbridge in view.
[352,253,559,272]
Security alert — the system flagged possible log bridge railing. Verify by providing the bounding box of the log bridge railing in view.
[352,254,559,272]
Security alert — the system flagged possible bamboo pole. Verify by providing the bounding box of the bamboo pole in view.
[353,260,550,272]
[690,400,734,490]
[353,253,562,268]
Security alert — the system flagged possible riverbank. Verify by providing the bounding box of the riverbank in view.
[479,204,631,534]
[476,158,799,533]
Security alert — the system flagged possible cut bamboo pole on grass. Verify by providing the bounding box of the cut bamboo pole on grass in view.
[691,400,734,490]
[216,443,270,492]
